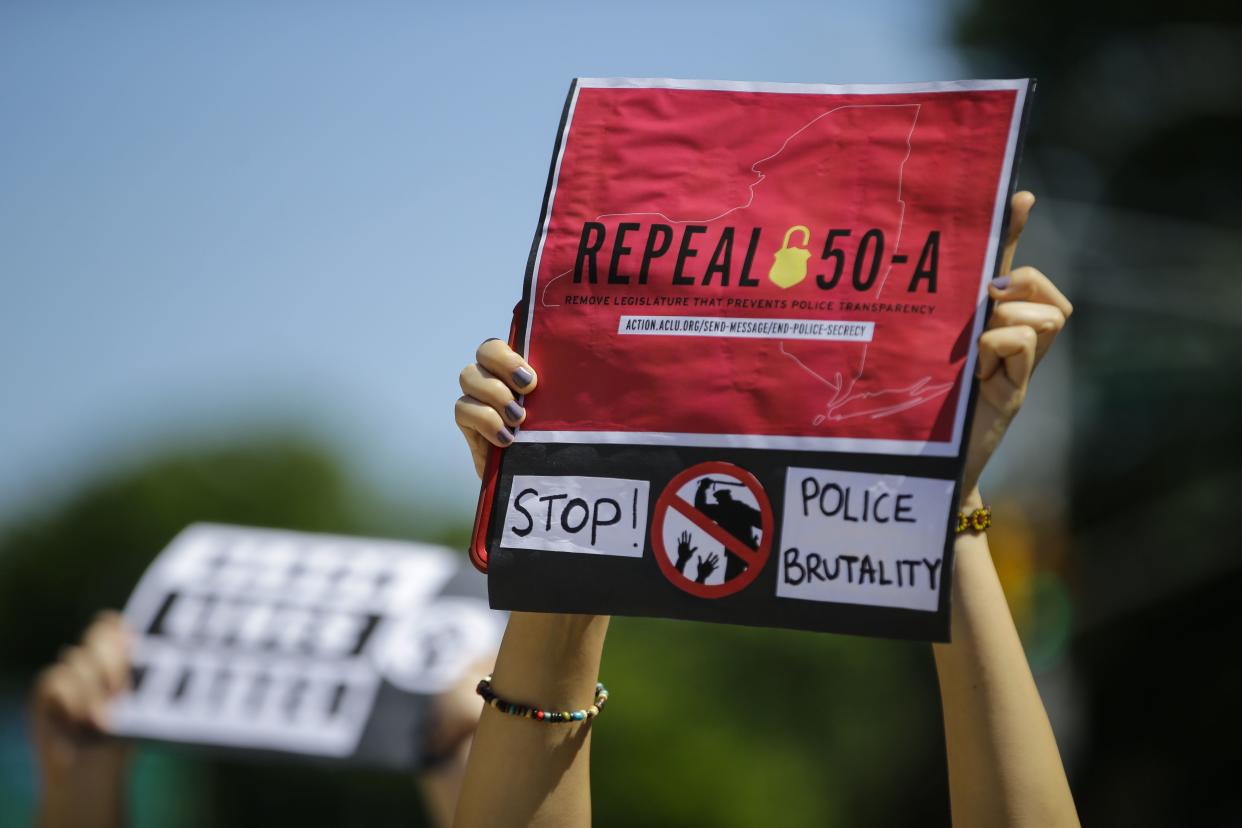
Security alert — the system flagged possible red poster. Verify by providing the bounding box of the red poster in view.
[479,78,1031,641]
[522,79,1024,455]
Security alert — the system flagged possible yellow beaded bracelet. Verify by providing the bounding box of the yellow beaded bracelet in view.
[955,505,992,534]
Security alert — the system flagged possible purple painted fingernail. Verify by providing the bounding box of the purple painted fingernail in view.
[992,275,1011,290]
[504,401,525,422]
[497,427,514,445]
[513,366,534,388]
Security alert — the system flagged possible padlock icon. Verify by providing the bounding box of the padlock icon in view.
[768,225,812,289]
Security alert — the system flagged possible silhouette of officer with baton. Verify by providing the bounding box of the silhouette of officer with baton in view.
[692,477,762,582]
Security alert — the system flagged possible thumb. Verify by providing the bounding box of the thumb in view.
[999,191,1035,276]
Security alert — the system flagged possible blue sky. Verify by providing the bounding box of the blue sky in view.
[0,0,967,523]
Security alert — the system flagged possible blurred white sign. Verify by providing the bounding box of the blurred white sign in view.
[109,524,504,767]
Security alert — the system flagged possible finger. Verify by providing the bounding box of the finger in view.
[990,265,1074,320]
[454,395,514,447]
[39,658,93,728]
[999,191,1035,276]
[976,326,1037,389]
[459,363,525,426]
[33,666,79,724]
[476,339,537,394]
[985,300,1066,364]
[31,664,94,772]
[457,425,490,478]
[63,646,112,729]
[987,300,1065,334]
[93,609,125,627]
[82,619,130,697]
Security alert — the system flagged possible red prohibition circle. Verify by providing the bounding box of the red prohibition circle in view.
[651,461,774,599]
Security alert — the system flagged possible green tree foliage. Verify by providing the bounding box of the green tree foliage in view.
[597,618,948,827]
[0,434,368,672]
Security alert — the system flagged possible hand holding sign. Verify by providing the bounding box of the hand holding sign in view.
[468,79,1055,639]
[30,612,131,825]
[456,339,538,478]
[961,192,1073,500]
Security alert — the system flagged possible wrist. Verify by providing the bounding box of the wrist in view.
[959,486,984,511]
[500,612,609,655]
[953,487,991,564]
[38,746,129,828]
[490,612,609,710]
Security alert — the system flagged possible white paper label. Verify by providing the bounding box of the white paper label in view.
[501,475,649,558]
[776,468,955,611]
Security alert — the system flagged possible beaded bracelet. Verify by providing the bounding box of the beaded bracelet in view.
[476,675,609,723]
[955,505,992,534]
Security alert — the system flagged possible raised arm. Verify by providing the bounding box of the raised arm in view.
[452,339,608,828]
[936,193,1079,827]
[31,612,132,828]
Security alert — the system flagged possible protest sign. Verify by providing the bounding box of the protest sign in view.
[473,77,1033,641]
[109,524,505,769]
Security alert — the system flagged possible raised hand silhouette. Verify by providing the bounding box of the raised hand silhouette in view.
[674,531,697,574]
[694,552,720,584]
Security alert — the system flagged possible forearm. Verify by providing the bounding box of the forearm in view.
[453,611,609,828]
[932,490,1078,828]
[36,753,127,828]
